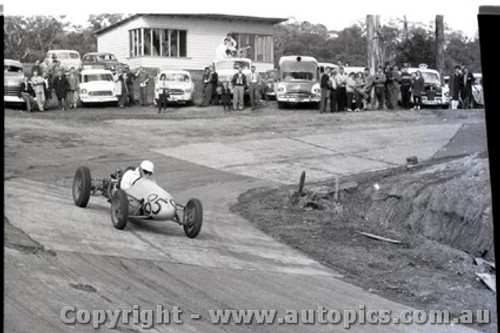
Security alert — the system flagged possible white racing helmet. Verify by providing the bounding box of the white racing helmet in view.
[140,160,155,174]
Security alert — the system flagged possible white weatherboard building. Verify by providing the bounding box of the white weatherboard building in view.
[95,14,287,72]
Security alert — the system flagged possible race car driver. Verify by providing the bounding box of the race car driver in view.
[120,160,155,190]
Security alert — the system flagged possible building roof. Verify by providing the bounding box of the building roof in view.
[95,13,288,36]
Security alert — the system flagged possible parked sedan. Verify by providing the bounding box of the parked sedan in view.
[79,69,118,105]
[4,59,25,104]
[154,70,195,105]
[82,52,127,74]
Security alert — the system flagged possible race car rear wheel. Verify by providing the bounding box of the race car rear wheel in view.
[72,166,92,207]
[111,190,129,230]
[183,199,203,238]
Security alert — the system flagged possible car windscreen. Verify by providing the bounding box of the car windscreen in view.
[280,62,318,81]
[216,60,251,70]
[282,72,316,82]
[52,53,70,59]
[82,73,113,82]
[70,53,80,59]
[421,72,440,85]
[5,65,23,73]
[96,54,117,61]
[160,73,190,82]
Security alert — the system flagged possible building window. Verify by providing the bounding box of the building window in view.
[129,28,187,57]
[231,33,273,63]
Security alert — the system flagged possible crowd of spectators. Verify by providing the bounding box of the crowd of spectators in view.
[17,56,477,114]
[19,54,78,112]
[319,62,476,113]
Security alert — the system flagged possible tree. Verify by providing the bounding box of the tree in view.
[444,33,481,74]
[395,27,435,68]
[4,15,67,62]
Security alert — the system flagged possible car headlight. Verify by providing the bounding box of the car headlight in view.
[277,84,286,94]
[80,89,88,94]
[311,83,321,95]
[185,88,192,93]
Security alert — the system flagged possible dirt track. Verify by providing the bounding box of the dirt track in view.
[4,103,489,332]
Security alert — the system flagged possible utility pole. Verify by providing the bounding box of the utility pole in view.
[435,15,445,80]
[367,15,382,108]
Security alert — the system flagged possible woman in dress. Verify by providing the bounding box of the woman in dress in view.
[410,71,425,110]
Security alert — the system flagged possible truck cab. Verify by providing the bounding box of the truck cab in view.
[276,56,321,108]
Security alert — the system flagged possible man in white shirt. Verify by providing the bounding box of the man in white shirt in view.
[120,160,155,190]
[248,65,262,110]
[335,66,348,111]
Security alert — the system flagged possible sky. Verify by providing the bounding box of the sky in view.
[2,0,498,37]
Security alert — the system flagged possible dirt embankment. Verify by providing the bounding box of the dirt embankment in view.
[365,154,493,260]
[232,153,496,332]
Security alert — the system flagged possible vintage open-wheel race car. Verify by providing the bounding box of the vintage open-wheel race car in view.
[72,166,203,238]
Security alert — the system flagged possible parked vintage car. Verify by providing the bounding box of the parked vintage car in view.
[79,69,118,105]
[213,57,252,94]
[4,59,25,104]
[47,50,82,72]
[82,52,127,73]
[263,69,278,100]
[276,56,321,108]
[407,64,449,108]
[154,70,195,105]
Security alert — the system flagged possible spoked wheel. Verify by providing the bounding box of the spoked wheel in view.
[111,190,129,230]
[72,166,92,207]
[183,199,203,238]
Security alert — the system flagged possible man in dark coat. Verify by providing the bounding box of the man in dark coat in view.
[52,69,70,111]
[400,63,412,109]
[450,65,462,109]
[460,66,474,109]
[319,66,331,113]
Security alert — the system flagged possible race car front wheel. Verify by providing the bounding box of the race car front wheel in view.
[111,190,129,230]
[72,166,92,207]
[183,199,203,238]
